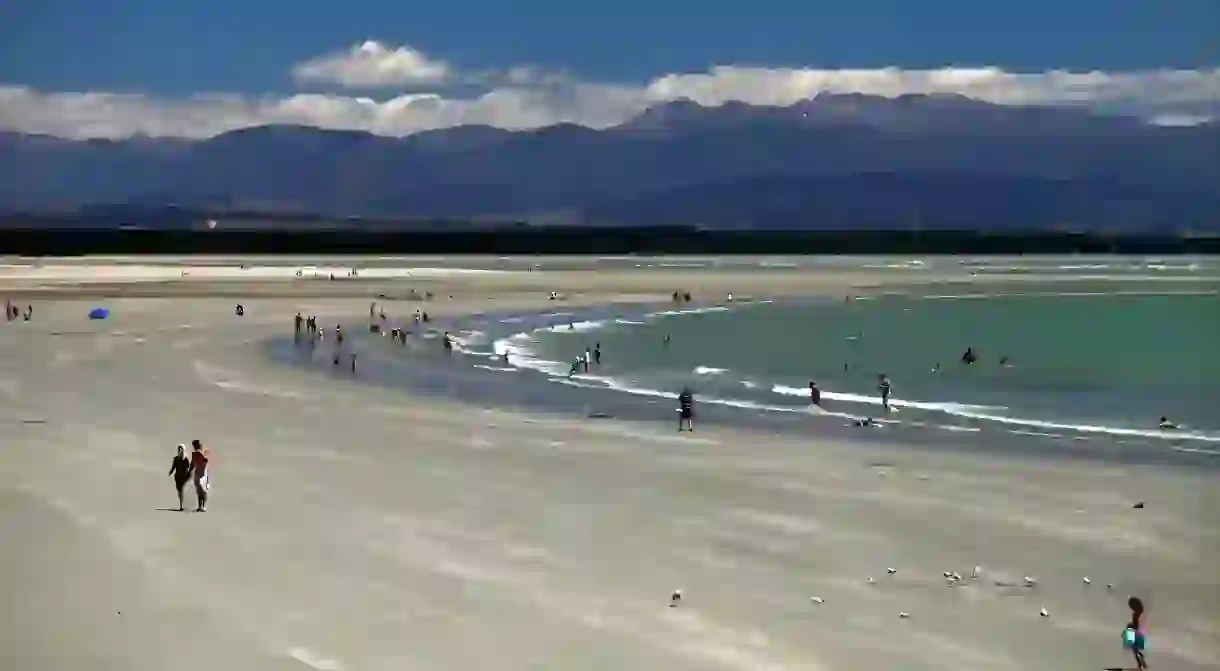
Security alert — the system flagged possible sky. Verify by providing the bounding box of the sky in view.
[1,0,1218,138]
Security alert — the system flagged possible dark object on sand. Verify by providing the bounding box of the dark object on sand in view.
[1133,502,1145,509]
[369,323,380,333]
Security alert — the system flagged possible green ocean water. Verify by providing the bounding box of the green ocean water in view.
[531,285,1220,443]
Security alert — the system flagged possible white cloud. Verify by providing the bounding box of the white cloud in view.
[1,41,1217,140]
[292,40,452,87]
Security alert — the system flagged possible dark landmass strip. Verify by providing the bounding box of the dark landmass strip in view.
[2,223,1217,256]
[1,95,1217,232]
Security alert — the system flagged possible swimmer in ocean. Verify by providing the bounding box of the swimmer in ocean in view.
[1158,416,1178,430]
[961,347,977,365]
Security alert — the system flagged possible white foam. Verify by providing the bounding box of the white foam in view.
[694,366,728,376]
[541,319,607,334]
[492,334,569,376]
[646,306,731,318]
[771,384,997,414]
[945,406,1220,443]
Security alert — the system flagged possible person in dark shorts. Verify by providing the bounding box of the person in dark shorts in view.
[678,387,695,431]
[1124,597,1148,670]
[189,440,210,512]
[167,444,192,511]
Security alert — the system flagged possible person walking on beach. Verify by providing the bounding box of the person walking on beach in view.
[189,439,211,512]
[677,386,695,431]
[1124,597,1148,670]
[167,444,192,511]
[878,374,892,413]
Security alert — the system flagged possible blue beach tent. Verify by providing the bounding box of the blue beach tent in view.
[88,307,109,320]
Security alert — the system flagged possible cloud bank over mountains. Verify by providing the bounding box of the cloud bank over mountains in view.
[2,40,1217,140]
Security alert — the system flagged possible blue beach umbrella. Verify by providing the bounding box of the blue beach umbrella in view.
[88,307,109,320]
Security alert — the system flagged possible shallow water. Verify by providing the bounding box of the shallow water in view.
[483,286,1220,449]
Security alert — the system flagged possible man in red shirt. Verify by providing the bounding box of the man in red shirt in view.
[189,439,211,512]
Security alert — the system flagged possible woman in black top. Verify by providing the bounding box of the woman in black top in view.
[168,444,192,511]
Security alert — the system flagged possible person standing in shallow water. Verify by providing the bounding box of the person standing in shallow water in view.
[877,374,892,413]
[167,444,192,511]
[677,387,695,431]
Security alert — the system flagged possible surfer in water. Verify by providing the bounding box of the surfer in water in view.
[1158,416,1179,430]
[878,374,892,413]
[677,387,695,431]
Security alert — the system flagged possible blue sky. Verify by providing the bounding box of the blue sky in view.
[4,0,1217,95]
[1,0,1217,138]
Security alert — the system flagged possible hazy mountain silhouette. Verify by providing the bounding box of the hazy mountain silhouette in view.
[1,94,1216,230]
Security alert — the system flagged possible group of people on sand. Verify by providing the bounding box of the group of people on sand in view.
[167,440,211,512]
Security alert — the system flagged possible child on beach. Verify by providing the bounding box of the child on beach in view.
[1124,597,1147,670]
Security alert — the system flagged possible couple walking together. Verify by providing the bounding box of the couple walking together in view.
[168,440,211,512]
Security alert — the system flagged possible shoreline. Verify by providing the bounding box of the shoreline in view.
[265,292,1220,471]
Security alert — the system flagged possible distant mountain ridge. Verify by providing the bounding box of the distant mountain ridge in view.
[1,94,1217,231]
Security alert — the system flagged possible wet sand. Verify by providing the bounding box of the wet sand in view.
[1,259,1217,671]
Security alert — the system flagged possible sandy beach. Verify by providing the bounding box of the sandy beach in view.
[1,258,1217,671]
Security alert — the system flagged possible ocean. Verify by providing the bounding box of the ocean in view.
[456,272,1220,452]
[264,255,1220,459]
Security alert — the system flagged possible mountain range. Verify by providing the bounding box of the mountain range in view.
[2,93,1217,231]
